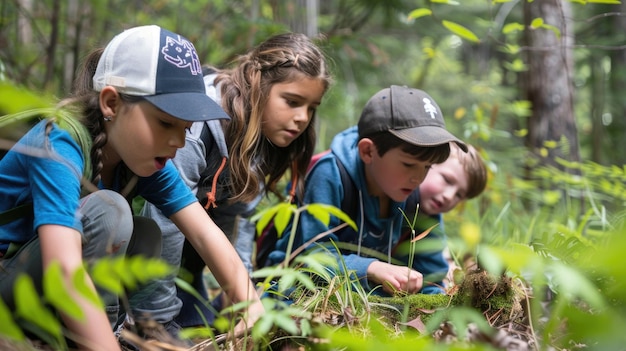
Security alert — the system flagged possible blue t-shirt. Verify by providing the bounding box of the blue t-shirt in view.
[0,119,196,254]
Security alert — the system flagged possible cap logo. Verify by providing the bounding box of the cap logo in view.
[161,35,202,76]
[423,98,438,119]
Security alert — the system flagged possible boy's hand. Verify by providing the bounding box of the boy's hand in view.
[367,261,424,295]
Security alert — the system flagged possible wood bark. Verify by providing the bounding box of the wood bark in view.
[522,0,581,172]
[607,2,626,166]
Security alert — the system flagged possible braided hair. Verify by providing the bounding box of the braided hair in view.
[216,32,332,203]
[58,48,141,188]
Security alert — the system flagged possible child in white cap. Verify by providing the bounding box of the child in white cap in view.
[0,25,263,350]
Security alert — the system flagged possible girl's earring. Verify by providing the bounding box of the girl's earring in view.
[104,116,112,122]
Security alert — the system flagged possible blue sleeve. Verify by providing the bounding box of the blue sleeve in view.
[137,161,198,217]
[267,156,376,286]
[28,124,84,232]
[0,122,84,250]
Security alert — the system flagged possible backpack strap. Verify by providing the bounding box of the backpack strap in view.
[197,68,230,210]
[255,150,355,268]
[333,157,358,222]
[0,203,33,226]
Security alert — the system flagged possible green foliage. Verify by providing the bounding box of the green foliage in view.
[14,275,65,348]
[91,256,173,295]
[252,298,312,340]
[44,263,85,321]
[442,20,480,43]
[0,82,52,114]
[0,297,24,342]
[3,1,626,349]
[0,256,173,348]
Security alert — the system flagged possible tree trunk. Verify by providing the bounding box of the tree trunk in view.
[283,0,318,37]
[607,2,626,166]
[43,0,60,90]
[17,0,33,45]
[63,0,80,93]
[521,0,581,173]
[589,53,606,164]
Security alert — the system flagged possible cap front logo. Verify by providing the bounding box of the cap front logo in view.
[423,98,438,119]
[161,35,202,76]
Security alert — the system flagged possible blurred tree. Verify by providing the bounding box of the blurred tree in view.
[521,0,581,172]
[0,0,624,167]
[607,1,626,165]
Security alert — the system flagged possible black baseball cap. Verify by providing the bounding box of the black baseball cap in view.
[358,85,467,152]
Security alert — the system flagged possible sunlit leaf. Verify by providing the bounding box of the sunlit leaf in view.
[129,256,172,283]
[542,190,562,205]
[485,243,542,274]
[542,23,561,39]
[252,202,293,236]
[502,22,525,34]
[43,262,84,320]
[179,325,215,340]
[530,17,544,29]
[504,58,528,72]
[307,203,357,230]
[442,20,480,43]
[0,297,25,341]
[501,43,520,54]
[72,265,102,307]
[0,83,52,114]
[274,204,296,238]
[422,47,436,58]
[407,8,432,20]
[91,259,124,294]
[14,275,63,339]
[514,129,528,137]
[306,204,331,226]
[543,140,558,149]
[213,316,230,333]
[587,0,621,3]
[113,257,137,289]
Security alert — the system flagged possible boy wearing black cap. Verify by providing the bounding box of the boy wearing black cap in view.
[266,85,467,296]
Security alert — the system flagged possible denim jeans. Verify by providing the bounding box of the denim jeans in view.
[0,190,161,328]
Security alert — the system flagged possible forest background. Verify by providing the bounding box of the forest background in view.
[2,0,626,350]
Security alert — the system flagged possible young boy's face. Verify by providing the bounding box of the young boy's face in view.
[418,156,469,215]
[362,143,432,203]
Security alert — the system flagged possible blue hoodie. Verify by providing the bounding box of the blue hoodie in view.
[267,126,448,295]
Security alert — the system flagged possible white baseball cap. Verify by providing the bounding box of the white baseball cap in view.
[93,25,229,122]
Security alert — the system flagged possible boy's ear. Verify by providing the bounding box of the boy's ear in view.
[99,86,121,118]
[358,138,376,164]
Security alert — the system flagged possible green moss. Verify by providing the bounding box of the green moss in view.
[368,293,452,326]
